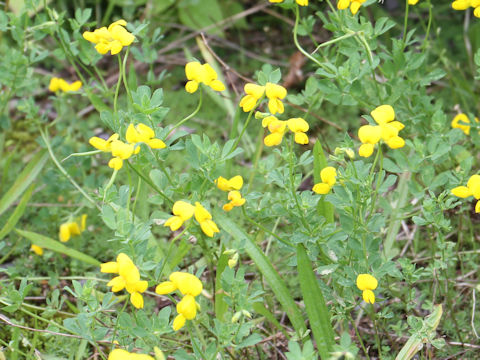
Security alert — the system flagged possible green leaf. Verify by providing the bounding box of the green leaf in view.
[215,212,307,337]
[0,183,35,240]
[313,141,333,223]
[15,229,100,266]
[296,244,334,359]
[0,150,47,217]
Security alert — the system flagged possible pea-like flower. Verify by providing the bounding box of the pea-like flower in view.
[451,174,480,212]
[108,140,137,170]
[83,20,135,55]
[108,349,154,360]
[337,0,367,15]
[59,214,87,242]
[451,113,479,135]
[89,134,119,152]
[164,201,219,237]
[155,272,203,331]
[409,0,419,4]
[358,105,405,158]
[239,83,266,112]
[265,83,287,115]
[184,61,225,93]
[356,274,378,304]
[223,191,246,212]
[313,167,337,195]
[269,0,308,6]
[30,245,43,256]
[215,175,244,192]
[126,123,166,149]
[49,77,82,93]
[287,118,309,145]
[452,0,480,17]
[194,202,220,237]
[164,201,195,231]
[101,253,148,309]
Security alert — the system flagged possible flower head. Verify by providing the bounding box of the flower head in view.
[239,83,266,112]
[126,123,166,149]
[451,174,480,212]
[101,253,148,309]
[313,167,337,195]
[269,0,308,5]
[337,0,367,14]
[451,113,479,135]
[356,274,378,304]
[108,349,154,360]
[155,272,203,331]
[83,19,135,55]
[30,245,43,256]
[222,191,246,212]
[358,105,405,157]
[49,77,82,93]
[89,134,119,152]
[185,61,225,93]
[194,202,220,237]
[164,201,195,231]
[59,214,87,242]
[265,83,287,115]
[408,0,419,4]
[215,175,244,192]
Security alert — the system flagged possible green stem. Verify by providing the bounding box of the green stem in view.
[103,169,118,202]
[113,55,123,114]
[402,0,410,49]
[288,136,310,231]
[227,97,261,157]
[110,300,128,350]
[422,0,433,51]
[157,227,188,280]
[40,128,100,210]
[121,48,132,102]
[167,87,203,137]
[126,161,173,204]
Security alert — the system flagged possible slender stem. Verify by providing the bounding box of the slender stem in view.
[110,300,128,350]
[227,96,261,157]
[288,136,310,231]
[113,55,123,114]
[132,177,142,222]
[157,227,188,280]
[402,0,410,48]
[167,88,203,137]
[348,312,370,360]
[126,161,173,204]
[40,128,100,210]
[62,150,102,162]
[246,126,265,194]
[121,48,132,102]
[370,305,383,359]
[103,169,118,202]
[311,31,357,55]
[422,0,433,51]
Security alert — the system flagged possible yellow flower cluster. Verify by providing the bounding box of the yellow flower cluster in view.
[452,0,480,17]
[101,253,148,309]
[358,105,405,158]
[337,0,366,15]
[108,349,153,360]
[451,174,480,212]
[89,123,166,170]
[59,214,87,242]
[48,77,82,93]
[356,274,378,304]
[269,0,308,5]
[216,175,246,211]
[451,113,479,135]
[184,61,225,94]
[262,116,309,147]
[156,272,203,331]
[164,201,219,237]
[83,20,135,55]
[239,82,287,115]
[312,167,337,195]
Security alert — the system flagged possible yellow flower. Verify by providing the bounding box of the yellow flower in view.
[194,202,220,237]
[49,77,82,93]
[164,201,195,231]
[89,134,119,152]
[222,191,246,212]
[358,105,405,157]
[269,0,308,5]
[337,0,367,14]
[239,83,266,112]
[287,118,309,145]
[30,245,43,256]
[451,113,479,135]
[83,19,135,55]
[108,349,154,360]
[313,167,337,195]
[101,253,148,309]
[408,0,419,4]
[184,61,225,93]
[356,274,378,304]
[59,215,87,242]
[108,140,136,170]
[126,123,166,149]
[451,174,480,212]
[215,175,243,192]
[265,83,287,114]
[155,272,203,331]
[263,116,287,147]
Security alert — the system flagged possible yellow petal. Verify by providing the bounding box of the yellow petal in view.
[108,349,131,360]
[320,167,337,186]
[155,281,177,295]
[244,83,265,99]
[177,295,197,320]
[265,82,287,100]
[312,182,331,195]
[194,202,212,223]
[185,80,199,93]
[358,143,374,158]
[264,132,284,147]
[337,0,350,10]
[101,262,119,273]
[451,186,472,198]
[358,125,381,144]
[30,245,43,256]
[287,118,309,133]
[371,105,395,125]
[172,314,186,331]
[386,136,405,149]
[130,292,144,309]
[356,274,378,291]
[59,223,71,242]
[147,138,166,149]
[294,132,309,145]
[164,216,184,231]
[108,157,123,170]
[107,276,126,292]
[173,201,195,220]
[209,79,225,92]
[362,289,376,304]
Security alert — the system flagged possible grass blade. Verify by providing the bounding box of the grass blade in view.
[215,212,307,337]
[15,229,100,266]
[296,244,334,358]
[0,150,48,217]
[0,184,35,240]
[313,141,333,223]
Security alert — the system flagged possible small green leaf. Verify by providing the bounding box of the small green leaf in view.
[0,183,35,240]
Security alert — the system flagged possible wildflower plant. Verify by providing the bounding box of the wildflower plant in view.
[1,0,479,359]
